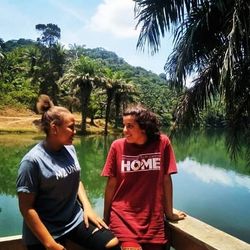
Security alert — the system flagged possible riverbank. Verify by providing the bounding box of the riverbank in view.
[0,107,116,134]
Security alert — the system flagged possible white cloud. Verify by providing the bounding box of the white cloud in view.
[87,0,138,38]
[179,158,233,185]
[235,175,250,191]
[178,158,250,192]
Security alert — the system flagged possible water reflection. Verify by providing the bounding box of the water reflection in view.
[173,130,250,176]
[0,132,249,243]
[174,157,250,243]
[179,158,250,191]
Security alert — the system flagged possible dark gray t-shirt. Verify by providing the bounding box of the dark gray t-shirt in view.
[16,142,83,245]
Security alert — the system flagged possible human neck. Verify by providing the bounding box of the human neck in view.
[43,138,63,152]
[136,136,147,145]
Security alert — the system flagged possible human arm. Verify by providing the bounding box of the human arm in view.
[18,192,65,250]
[77,181,108,229]
[103,176,117,224]
[163,174,186,221]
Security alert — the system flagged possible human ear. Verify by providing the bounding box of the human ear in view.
[51,123,58,135]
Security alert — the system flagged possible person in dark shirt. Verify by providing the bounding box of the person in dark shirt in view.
[17,94,120,250]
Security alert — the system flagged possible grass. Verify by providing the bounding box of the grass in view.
[0,107,121,135]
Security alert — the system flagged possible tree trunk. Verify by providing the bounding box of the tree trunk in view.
[104,91,113,135]
[80,81,92,134]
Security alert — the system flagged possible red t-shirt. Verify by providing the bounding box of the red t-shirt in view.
[101,134,177,244]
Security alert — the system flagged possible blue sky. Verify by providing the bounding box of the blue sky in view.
[0,0,174,75]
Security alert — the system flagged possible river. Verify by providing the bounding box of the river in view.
[0,131,249,243]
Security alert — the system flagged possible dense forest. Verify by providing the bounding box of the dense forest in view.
[0,23,225,136]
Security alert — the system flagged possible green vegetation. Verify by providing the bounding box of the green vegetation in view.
[0,17,248,163]
[0,23,226,131]
[134,0,250,164]
[0,23,182,131]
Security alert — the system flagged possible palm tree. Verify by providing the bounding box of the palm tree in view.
[67,44,86,61]
[100,69,137,134]
[0,52,5,79]
[26,43,66,105]
[134,0,250,162]
[113,81,137,128]
[101,69,124,135]
[59,56,102,134]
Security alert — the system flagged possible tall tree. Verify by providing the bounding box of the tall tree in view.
[101,69,126,135]
[0,38,4,57]
[35,24,65,104]
[134,0,250,162]
[113,80,137,128]
[35,23,61,47]
[59,56,102,134]
[0,39,5,78]
[67,44,86,60]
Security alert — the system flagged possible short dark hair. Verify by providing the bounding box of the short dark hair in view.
[123,104,160,142]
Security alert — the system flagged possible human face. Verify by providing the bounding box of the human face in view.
[123,115,147,145]
[55,113,76,146]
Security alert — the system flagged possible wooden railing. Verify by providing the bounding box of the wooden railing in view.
[1,212,250,250]
[0,235,84,250]
[167,210,250,250]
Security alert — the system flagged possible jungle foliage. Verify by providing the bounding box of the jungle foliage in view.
[0,23,226,137]
[134,0,250,163]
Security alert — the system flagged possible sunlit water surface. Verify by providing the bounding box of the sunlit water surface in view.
[0,132,249,243]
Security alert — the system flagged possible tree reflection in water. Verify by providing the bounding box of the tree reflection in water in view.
[0,132,249,243]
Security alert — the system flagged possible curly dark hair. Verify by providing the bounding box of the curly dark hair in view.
[123,104,161,142]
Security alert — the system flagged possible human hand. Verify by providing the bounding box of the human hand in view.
[46,242,66,250]
[166,210,187,222]
[84,208,109,229]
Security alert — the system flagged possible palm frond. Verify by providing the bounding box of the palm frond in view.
[134,0,205,53]
[165,0,229,87]
[173,62,220,127]
[135,0,250,163]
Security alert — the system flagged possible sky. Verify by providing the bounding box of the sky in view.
[0,0,174,75]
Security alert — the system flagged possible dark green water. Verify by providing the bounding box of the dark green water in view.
[0,132,249,243]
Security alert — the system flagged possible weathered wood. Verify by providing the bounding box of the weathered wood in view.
[1,213,250,250]
[0,236,86,250]
[167,210,250,250]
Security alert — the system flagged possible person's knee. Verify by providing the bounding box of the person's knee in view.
[120,241,142,250]
[105,236,119,248]
[121,247,141,250]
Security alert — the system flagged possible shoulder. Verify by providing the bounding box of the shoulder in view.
[160,133,170,142]
[18,144,44,175]
[111,138,126,147]
[159,134,171,145]
[107,138,126,155]
[64,145,78,162]
[21,142,44,163]
[65,145,76,154]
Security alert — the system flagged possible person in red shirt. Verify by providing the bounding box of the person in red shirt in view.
[102,105,186,250]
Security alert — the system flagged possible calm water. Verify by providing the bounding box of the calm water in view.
[0,132,249,243]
